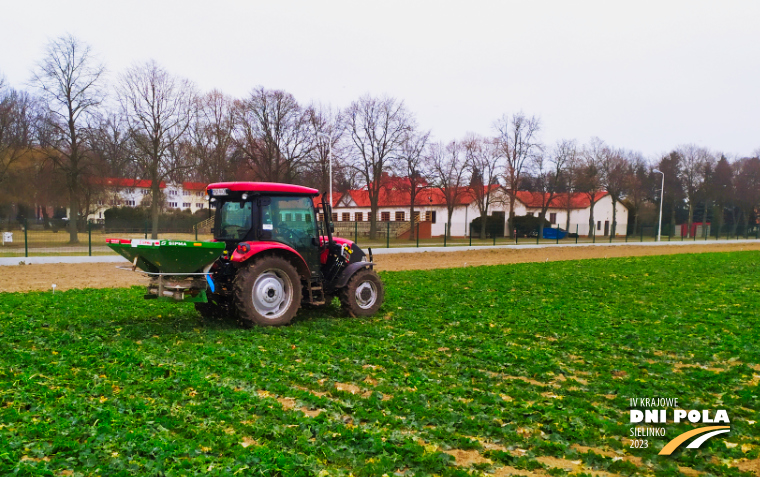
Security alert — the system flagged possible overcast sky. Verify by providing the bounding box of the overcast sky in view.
[2,1,759,159]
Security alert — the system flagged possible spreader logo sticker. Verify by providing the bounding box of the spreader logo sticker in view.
[131,239,160,247]
[627,397,731,455]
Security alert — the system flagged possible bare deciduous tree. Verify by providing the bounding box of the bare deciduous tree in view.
[30,35,106,242]
[0,82,38,187]
[465,135,502,238]
[600,147,630,237]
[677,144,712,237]
[345,95,413,239]
[428,140,470,238]
[578,137,606,237]
[396,128,430,240]
[235,87,311,184]
[118,60,196,238]
[495,112,542,237]
[303,104,345,196]
[189,90,238,183]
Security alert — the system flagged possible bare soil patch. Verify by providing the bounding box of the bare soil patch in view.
[2,242,759,293]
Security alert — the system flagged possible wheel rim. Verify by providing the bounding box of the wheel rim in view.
[355,280,378,310]
[252,269,293,319]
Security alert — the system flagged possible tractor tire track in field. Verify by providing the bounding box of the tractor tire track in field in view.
[2,241,760,292]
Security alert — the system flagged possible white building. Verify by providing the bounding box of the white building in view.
[86,178,209,222]
[330,177,629,237]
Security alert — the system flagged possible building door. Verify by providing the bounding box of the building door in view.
[604,220,609,236]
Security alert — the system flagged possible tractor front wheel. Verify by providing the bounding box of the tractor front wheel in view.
[339,269,384,317]
[234,256,302,326]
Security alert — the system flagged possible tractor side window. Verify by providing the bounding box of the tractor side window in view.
[262,196,316,249]
[218,201,252,240]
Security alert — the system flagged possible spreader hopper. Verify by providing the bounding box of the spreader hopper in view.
[107,238,226,302]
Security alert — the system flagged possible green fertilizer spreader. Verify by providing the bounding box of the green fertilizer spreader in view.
[107,238,226,303]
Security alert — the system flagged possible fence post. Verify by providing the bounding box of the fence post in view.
[444,223,447,247]
[88,221,92,257]
[556,225,560,245]
[416,222,420,248]
[536,226,540,245]
[469,226,472,247]
[515,229,518,245]
[355,221,358,243]
[640,227,643,242]
[668,224,672,241]
[194,224,198,241]
[144,219,148,239]
[575,225,579,244]
[593,226,596,244]
[24,218,28,258]
[386,221,390,249]
[493,229,496,246]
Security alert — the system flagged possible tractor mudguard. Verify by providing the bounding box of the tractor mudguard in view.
[231,241,310,277]
[333,262,375,289]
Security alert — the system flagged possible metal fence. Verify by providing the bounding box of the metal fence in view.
[1,217,758,257]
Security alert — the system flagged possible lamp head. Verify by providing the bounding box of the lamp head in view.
[653,169,662,174]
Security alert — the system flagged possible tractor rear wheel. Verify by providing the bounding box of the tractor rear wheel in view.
[234,256,302,326]
[339,269,384,317]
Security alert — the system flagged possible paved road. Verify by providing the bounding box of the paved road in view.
[2,239,758,266]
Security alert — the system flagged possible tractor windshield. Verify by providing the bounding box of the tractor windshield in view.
[217,201,252,240]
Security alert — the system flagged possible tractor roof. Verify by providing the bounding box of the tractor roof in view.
[206,182,319,196]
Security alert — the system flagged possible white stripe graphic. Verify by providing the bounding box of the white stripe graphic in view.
[686,429,731,449]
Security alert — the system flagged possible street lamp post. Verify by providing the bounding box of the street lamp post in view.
[653,169,664,242]
[316,132,333,208]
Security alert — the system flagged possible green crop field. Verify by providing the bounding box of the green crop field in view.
[1,252,758,476]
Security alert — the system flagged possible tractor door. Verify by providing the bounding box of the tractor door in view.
[259,196,321,278]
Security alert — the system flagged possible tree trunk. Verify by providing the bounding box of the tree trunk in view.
[409,205,416,241]
[68,189,80,244]
[507,194,515,237]
[369,203,378,240]
[687,201,694,238]
[588,202,595,238]
[611,197,617,237]
[151,184,160,239]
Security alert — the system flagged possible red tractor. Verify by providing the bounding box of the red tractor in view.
[109,182,384,327]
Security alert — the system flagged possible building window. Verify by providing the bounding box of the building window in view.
[168,202,178,208]
[597,220,601,231]
[141,189,150,195]
[355,212,363,222]
[381,212,390,222]
[196,191,204,197]
[319,213,325,222]
[550,213,557,224]
[305,214,311,223]
[285,213,292,222]
[183,190,190,196]
[168,190,178,196]
[183,202,191,208]
[331,213,338,222]
[196,203,204,209]
[342,212,350,221]
[125,200,135,206]
[413,211,420,224]
[527,212,534,217]
[125,188,135,195]
[426,211,436,224]
[97,200,104,206]
[395,211,405,221]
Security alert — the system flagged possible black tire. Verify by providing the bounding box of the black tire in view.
[339,269,384,317]
[234,255,302,326]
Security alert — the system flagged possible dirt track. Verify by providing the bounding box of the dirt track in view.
[2,242,759,293]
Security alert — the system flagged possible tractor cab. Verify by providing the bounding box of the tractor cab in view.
[209,182,323,277]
